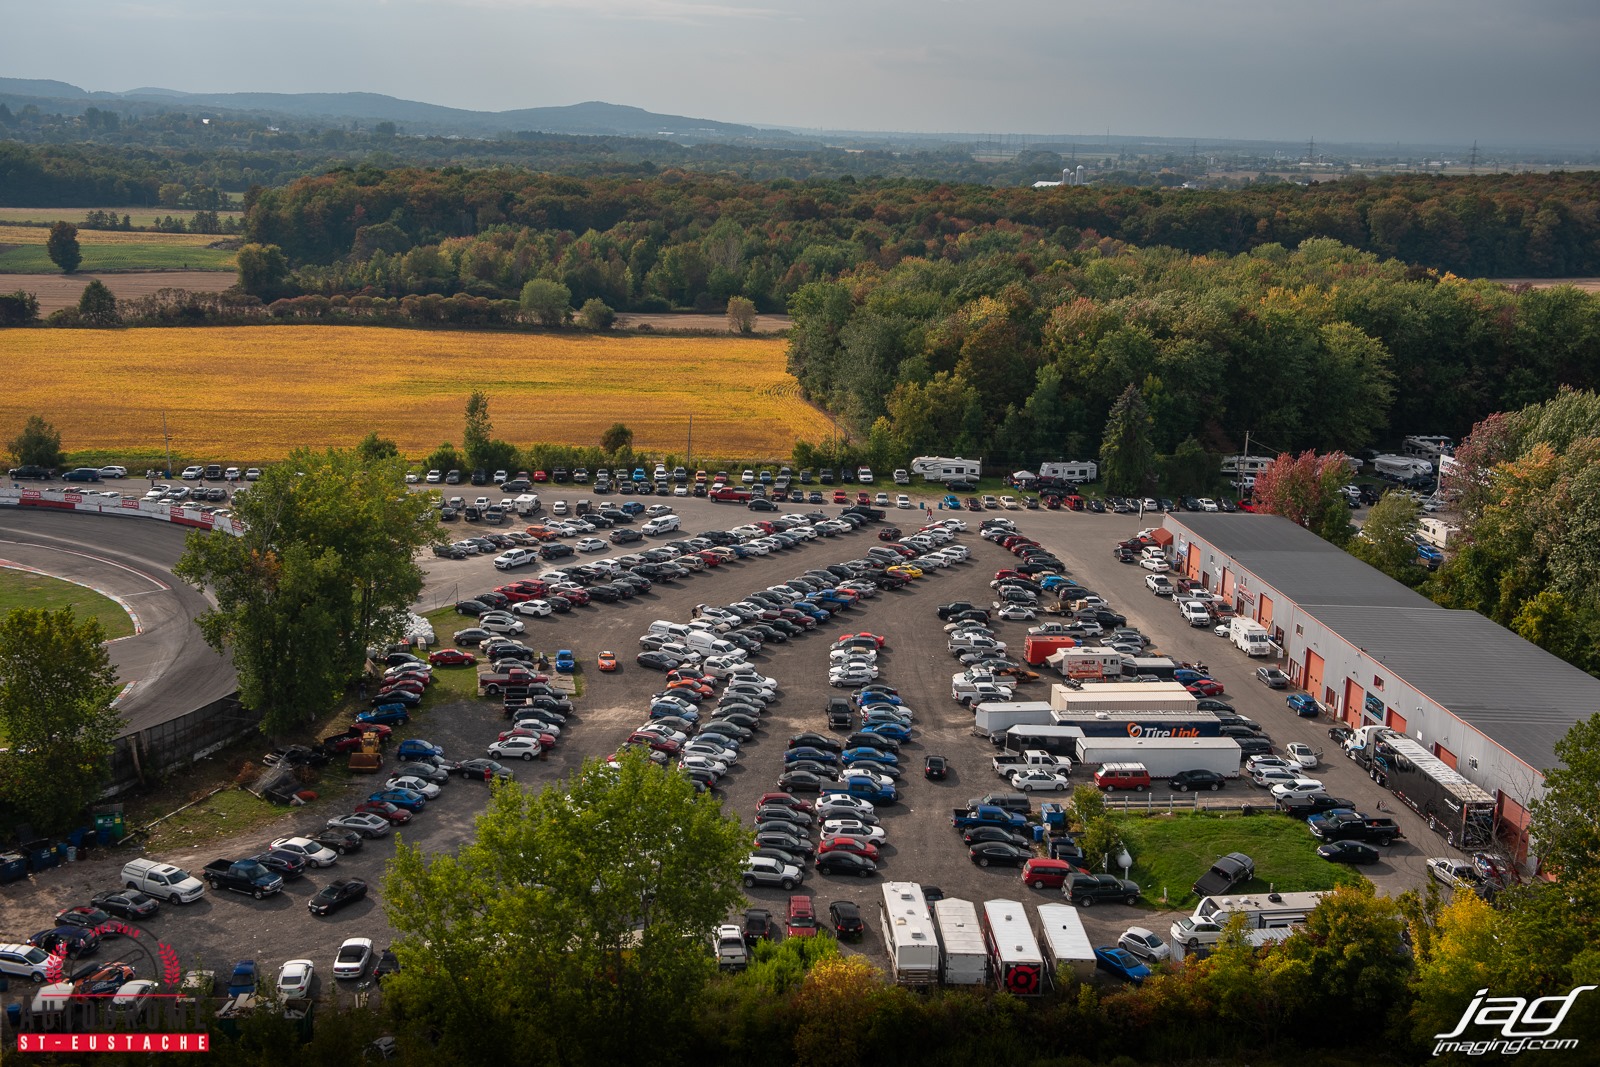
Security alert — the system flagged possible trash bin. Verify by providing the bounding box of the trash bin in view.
[24,840,60,872]
[94,810,126,843]
[6,1002,21,1028]
[0,852,26,884]
[65,846,78,862]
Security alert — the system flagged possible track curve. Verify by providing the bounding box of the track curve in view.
[0,508,235,736]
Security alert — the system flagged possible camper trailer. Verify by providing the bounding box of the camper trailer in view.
[910,456,983,484]
[1037,461,1098,484]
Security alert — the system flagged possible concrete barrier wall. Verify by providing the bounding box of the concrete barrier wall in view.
[0,485,244,536]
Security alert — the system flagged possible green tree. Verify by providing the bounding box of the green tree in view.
[6,414,66,469]
[463,391,492,472]
[355,431,399,463]
[1066,783,1107,829]
[174,449,438,736]
[726,295,757,334]
[382,751,749,1066]
[576,298,615,331]
[1348,491,1423,581]
[600,423,634,456]
[425,442,462,475]
[235,243,290,300]
[46,221,82,274]
[1163,436,1216,497]
[0,608,123,832]
[1529,712,1600,882]
[1099,383,1157,494]
[76,279,120,327]
[0,290,41,327]
[520,278,572,327]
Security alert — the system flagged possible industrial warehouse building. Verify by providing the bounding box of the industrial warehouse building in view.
[1161,513,1600,868]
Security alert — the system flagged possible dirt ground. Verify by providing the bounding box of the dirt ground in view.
[4,271,234,312]
[615,312,791,334]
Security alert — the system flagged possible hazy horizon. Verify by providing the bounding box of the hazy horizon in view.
[7,0,1599,147]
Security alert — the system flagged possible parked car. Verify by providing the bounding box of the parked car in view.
[1255,667,1290,688]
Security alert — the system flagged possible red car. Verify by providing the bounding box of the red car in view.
[532,471,548,483]
[428,648,477,667]
[697,551,723,567]
[499,726,557,748]
[627,732,681,756]
[665,670,716,687]
[355,800,412,824]
[1238,500,1257,512]
[492,586,538,603]
[377,678,427,695]
[1186,679,1227,697]
[557,587,591,606]
[832,490,848,504]
[786,895,818,938]
[757,792,813,813]
[818,836,880,862]
[666,679,715,699]
[837,632,886,648]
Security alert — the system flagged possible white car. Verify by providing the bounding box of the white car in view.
[895,494,912,509]
[277,959,315,999]
[1198,498,1219,512]
[1010,769,1071,792]
[639,723,690,745]
[477,614,526,635]
[1139,557,1171,573]
[828,646,878,663]
[1000,495,1020,510]
[1285,742,1321,770]
[822,818,886,842]
[646,504,674,516]
[111,979,159,1016]
[269,836,340,868]
[1145,573,1174,595]
[1118,927,1172,963]
[839,768,895,790]
[511,599,553,617]
[488,737,543,761]
[1247,754,1293,774]
[426,470,442,483]
[576,538,606,552]
[180,465,204,480]
[828,666,879,687]
[332,938,373,980]
[1251,766,1302,788]
[98,465,128,478]
[385,775,443,799]
[681,755,729,777]
[1269,778,1326,800]
[244,468,262,480]
[995,604,1036,621]
[815,795,876,818]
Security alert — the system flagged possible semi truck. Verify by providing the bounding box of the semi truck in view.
[1035,903,1096,984]
[971,701,1056,739]
[982,899,1046,996]
[1228,617,1272,656]
[880,882,941,987]
[1371,734,1497,849]
[1073,736,1242,778]
[932,897,989,985]
[1045,647,1124,680]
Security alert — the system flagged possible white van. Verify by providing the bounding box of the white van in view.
[121,858,206,903]
[685,630,743,658]
[641,515,680,535]
[647,620,691,642]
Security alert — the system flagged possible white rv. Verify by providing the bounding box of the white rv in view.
[1038,460,1098,484]
[932,897,989,985]
[982,899,1046,996]
[910,456,983,483]
[1035,903,1096,983]
[1403,435,1455,464]
[1416,517,1460,549]
[1373,454,1433,480]
[1220,455,1274,476]
[880,882,941,986]
[1193,891,1326,930]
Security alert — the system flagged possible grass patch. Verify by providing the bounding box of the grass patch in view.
[0,243,236,272]
[0,207,243,229]
[0,569,135,639]
[1116,811,1366,907]
[128,783,291,854]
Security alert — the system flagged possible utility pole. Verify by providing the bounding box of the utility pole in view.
[162,412,173,478]
[1468,141,1479,174]
[686,414,693,468]
[1307,137,1315,164]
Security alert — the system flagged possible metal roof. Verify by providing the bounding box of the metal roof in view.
[1163,514,1600,776]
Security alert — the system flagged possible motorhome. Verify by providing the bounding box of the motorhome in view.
[1373,454,1434,481]
[880,882,941,987]
[1035,903,1096,984]
[1403,436,1455,465]
[1192,891,1326,930]
[1220,455,1275,476]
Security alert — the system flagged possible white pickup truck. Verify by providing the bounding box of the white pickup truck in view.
[952,675,1014,706]
[715,925,749,971]
[992,748,1073,779]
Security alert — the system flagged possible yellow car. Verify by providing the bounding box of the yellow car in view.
[886,564,923,579]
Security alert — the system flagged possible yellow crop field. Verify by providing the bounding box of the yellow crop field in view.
[0,224,221,248]
[0,327,828,459]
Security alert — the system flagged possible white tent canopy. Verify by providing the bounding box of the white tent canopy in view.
[1011,470,1038,483]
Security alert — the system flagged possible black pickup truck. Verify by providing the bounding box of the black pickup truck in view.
[1191,852,1256,897]
[202,859,284,899]
[1307,813,1404,845]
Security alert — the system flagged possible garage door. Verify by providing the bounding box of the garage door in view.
[1498,794,1531,865]
[1433,743,1458,769]
[1258,593,1274,630]
[1387,708,1408,734]
[1185,544,1200,580]
[1303,650,1324,697]
[1221,569,1236,601]
[1342,680,1364,726]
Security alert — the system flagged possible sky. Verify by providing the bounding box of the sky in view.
[7,0,1599,147]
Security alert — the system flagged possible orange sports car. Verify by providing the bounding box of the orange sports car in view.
[597,650,618,672]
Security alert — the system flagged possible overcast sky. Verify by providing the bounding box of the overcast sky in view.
[8,0,1598,147]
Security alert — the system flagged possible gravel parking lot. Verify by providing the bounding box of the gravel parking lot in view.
[5,494,1456,997]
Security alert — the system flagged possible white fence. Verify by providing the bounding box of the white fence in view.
[1,485,244,536]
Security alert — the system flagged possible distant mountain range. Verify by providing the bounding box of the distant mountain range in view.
[0,77,793,144]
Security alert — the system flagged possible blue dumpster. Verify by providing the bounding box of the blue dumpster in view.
[25,841,61,872]
[0,852,26,884]
[1040,802,1066,830]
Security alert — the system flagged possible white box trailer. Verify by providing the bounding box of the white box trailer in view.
[910,456,982,483]
[1049,682,1197,714]
[982,899,1046,996]
[1074,736,1242,778]
[971,700,1054,739]
[932,897,989,986]
[1035,903,1096,983]
[1373,454,1433,480]
[880,882,941,987]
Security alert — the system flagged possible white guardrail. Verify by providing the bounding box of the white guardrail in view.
[1,485,245,536]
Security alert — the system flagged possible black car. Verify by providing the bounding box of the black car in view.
[252,850,308,879]
[311,827,364,855]
[1063,873,1141,906]
[845,732,899,754]
[816,851,878,878]
[1234,736,1275,757]
[587,585,623,603]
[455,598,492,616]
[374,948,401,982]
[963,826,1031,849]
[827,901,865,940]
[308,878,370,916]
[777,769,829,793]
[29,927,99,958]
[1318,841,1381,865]
[969,841,1035,868]
[458,758,515,781]
[789,732,843,752]
[636,651,683,672]
[1169,769,1227,792]
[52,904,115,930]
[924,754,949,780]
[89,890,160,921]
[370,689,422,707]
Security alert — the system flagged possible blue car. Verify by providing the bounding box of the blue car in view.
[943,494,961,509]
[397,739,443,762]
[1094,947,1151,985]
[554,650,576,674]
[620,501,645,515]
[784,746,842,766]
[227,960,258,997]
[834,778,897,804]
[650,703,699,722]
[862,721,913,742]
[357,704,411,727]
[368,788,426,812]
[842,746,899,766]
[631,469,646,482]
[1287,694,1321,717]
[1173,668,1212,686]
[852,687,901,707]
